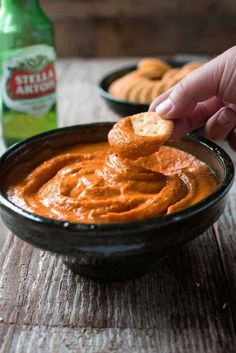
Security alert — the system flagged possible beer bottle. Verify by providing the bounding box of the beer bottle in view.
[0,0,57,147]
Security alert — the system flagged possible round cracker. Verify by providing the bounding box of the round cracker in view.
[138,58,171,72]
[108,112,174,159]
[121,75,143,101]
[150,81,166,100]
[108,71,141,100]
[139,67,164,79]
[130,112,173,138]
[138,58,171,80]
[162,68,179,81]
[134,82,154,104]
[140,82,156,104]
[108,61,202,104]
[181,62,202,71]
[163,63,201,90]
[128,81,148,103]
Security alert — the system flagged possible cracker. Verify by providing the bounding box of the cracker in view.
[130,112,173,138]
[162,68,179,81]
[108,78,124,96]
[108,60,202,104]
[181,62,202,71]
[108,72,141,99]
[138,59,171,80]
[139,82,155,104]
[150,81,166,100]
[120,75,143,101]
[138,58,171,77]
[128,81,148,103]
[163,62,201,91]
[108,112,174,159]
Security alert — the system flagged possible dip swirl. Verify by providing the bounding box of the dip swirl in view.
[6,142,217,223]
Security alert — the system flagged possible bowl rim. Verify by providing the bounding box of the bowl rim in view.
[0,123,234,233]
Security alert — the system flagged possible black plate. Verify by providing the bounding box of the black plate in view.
[99,60,188,116]
[0,123,234,280]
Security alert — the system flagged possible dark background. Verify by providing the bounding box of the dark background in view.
[41,0,236,57]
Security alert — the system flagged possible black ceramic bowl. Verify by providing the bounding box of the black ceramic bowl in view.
[99,60,190,116]
[0,124,234,281]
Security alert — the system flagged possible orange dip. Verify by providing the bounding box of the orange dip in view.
[6,141,218,223]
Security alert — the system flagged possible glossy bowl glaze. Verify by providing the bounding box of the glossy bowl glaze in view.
[99,60,190,116]
[0,124,234,280]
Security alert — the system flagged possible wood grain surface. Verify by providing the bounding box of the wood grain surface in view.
[0,58,236,353]
[39,0,236,57]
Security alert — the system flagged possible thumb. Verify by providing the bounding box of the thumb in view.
[154,48,234,120]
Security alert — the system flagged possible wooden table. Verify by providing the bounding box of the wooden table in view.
[0,58,236,353]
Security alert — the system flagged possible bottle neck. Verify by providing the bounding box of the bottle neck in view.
[1,0,40,12]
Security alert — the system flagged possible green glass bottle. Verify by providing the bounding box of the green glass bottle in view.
[0,0,57,147]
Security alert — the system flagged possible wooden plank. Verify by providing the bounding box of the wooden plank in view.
[52,16,236,57]
[40,0,236,18]
[39,0,236,57]
[212,146,236,331]
[1,324,235,353]
[1,1,235,57]
[0,230,235,351]
[0,220,12,270]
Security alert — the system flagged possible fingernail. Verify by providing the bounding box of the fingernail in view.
[155,98,173,116]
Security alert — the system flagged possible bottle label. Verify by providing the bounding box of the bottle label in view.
[1,45,56,116]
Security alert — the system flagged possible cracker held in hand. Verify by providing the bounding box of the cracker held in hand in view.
[108,112,174,159]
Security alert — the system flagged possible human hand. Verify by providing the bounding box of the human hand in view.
[149,46,236,150]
